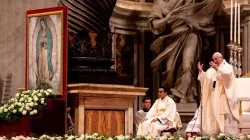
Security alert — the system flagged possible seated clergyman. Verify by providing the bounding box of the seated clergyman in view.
[137,86,182,136]
[135,96,151,132]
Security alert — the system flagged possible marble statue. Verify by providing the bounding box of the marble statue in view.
[148,0,224,103]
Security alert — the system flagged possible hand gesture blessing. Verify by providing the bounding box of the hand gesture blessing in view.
[197,62,203,72]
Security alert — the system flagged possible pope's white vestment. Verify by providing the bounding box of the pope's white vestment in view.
[199,60,239,135]
[137,96,181,136]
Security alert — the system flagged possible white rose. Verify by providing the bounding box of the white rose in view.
[41,100,44,104]
[219,133,225,137]
[45,92,49,96]
[0,136,6,140]
[37,93,42,97]
[29,102,34,107]
[145,135,153,140]
[19,108,23,112]
[20,98,24,102]
[30,111,34,115]
[168,136,174,140]
[68,135,75,140]
[15,93,20,98]
[40,89,44,93]
[85,136,93,139]
[26,137,32,140]
[11,104,15,109]
[179,137,184,140]
[34,97,39,102]
[16,136,26,140]
[41,98,45,101]
[159,136,167,140]
[34,103,38,106]
[13,109,17,113]
[125,135,130,140]
[33,109,38,114]
[107,137,113,140]
[0,109,3,114]
[10,98,14,102]
[22,110,27,115]
[25,106,30,110]
[195,137,201,140]
[55,136,63,140]
[47,89,52,93]
[28,97,33,101]
[18,102,22,106]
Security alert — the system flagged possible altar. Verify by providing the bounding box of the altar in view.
[67,84,148,136]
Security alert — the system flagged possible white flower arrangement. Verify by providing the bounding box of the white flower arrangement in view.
[0,133,248,140]
[0,89,55,121]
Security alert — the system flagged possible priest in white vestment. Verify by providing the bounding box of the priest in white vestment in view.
[137,86,182,137]
[135,97,151,132]
[197,52,239,135]
[186,106,201,135]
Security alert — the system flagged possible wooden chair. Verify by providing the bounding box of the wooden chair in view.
[0,73,12,105]
[235,78,250,133]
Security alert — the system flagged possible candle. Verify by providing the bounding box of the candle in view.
[238,3,240,45]
[230,0,233,42]
[234,0,237,43]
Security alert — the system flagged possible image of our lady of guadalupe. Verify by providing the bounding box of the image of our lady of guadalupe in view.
[36,17,54,89]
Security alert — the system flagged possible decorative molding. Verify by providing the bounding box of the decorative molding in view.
[116,0,153,11]
[68,83,147,97]
[110,6,150,30]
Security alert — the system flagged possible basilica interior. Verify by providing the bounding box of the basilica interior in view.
[0,0,250,138]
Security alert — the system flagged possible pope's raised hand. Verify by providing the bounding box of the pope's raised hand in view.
[197,62,203,72]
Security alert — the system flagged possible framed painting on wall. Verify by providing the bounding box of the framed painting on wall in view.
[26,6,68,97]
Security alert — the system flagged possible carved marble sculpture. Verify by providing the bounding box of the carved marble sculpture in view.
[148,0,224,103]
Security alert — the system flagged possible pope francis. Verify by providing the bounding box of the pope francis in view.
[198,52,239,135]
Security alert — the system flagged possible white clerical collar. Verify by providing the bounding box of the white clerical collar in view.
[160,95,168,101]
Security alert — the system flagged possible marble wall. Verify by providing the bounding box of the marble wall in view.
[0,0,58,99]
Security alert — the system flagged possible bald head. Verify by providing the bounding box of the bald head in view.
[212,52,223,66]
